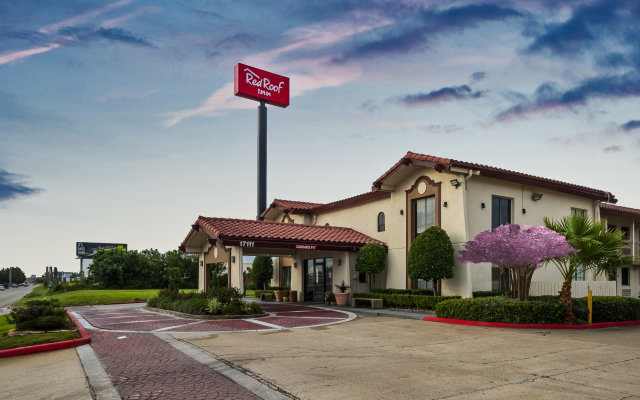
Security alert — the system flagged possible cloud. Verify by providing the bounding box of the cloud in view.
[603,145,622,153]
[470,71,487,82]
[524,0,640,69]
[0,1,150,65]
[621,120,640,131]
[396,85,484,106]
[38,0,135,35]
[419,124,464,134]
[0,170,43,203]
[497,72,640,120]
[337,3,522,62]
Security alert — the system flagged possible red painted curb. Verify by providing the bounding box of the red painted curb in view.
[0,310,91,358]
[423,317,640,329]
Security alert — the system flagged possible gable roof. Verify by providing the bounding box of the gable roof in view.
[313,190,391,214]
[373,151,617,203]
[600,203,640,220]
[259,199,324,219]
[180,216,386,252]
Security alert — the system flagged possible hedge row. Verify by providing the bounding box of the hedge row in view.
[354,292,460,309]
[435,296,640,324]
[472,290,505,298]
[372,288,435,296]
[574,296,640,322]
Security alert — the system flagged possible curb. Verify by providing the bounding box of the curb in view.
[0,310,91,358]
[102,300,147,305]
[423,317,640,329]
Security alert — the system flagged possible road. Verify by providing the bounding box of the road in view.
[0,285,34,315]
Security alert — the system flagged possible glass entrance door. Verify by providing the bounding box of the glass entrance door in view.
[304,258,333,302]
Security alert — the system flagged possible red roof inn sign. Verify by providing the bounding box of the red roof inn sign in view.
[234,63,290,108]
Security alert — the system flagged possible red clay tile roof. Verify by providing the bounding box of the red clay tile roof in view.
[259,199,324,219]
[181,217,386,251]
[373,151,617,203]
[314,191,391,213]
[600,203,640,220]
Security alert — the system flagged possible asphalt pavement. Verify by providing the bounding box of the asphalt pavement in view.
[0,285,34,314]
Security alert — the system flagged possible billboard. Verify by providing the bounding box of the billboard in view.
[76,242,127,258]
[234,63,290,108]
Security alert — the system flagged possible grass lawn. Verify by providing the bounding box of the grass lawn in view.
[245,290,256,297]
[0,315,80,351]
[16,285,162,307]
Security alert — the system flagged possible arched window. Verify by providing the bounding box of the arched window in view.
[377,212,385,232]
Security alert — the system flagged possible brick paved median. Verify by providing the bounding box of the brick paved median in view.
[88,330,262,400]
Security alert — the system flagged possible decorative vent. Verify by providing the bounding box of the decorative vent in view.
[622,289,631,297]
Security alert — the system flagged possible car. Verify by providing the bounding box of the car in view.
[0,286,4,291]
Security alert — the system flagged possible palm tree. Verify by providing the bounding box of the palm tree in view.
[544,215,634,323]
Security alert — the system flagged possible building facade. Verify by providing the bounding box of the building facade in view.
[180,151,639,300]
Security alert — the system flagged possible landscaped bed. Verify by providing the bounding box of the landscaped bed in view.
[433,296,640,326]
[353,289,460,310]
[0,299,83,352]
[147,287,263,317]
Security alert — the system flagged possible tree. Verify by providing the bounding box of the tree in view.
[356,243,387,291]
[165,267,182,291]
[163,250,198,289]
[544,215,634,323]
[209,262,228,288]
[0,267,26,285]
[251,256,273,290]
[458,224,578,301]
[408,226,455,296]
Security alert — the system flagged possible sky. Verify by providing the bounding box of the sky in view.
[1,0,639,277]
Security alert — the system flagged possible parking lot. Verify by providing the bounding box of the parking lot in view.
[183,313,640,400]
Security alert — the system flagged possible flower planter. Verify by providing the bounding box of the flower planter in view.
[334,292,350,307]
[289,290,298,303]
[283,296,289,302]
[274,290,284,302]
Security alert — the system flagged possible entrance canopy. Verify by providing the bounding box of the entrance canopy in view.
[180,216,387,254]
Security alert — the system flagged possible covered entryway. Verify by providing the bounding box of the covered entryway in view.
[179,217,386,300]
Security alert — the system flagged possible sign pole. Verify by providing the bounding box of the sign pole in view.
[257,99,267,219]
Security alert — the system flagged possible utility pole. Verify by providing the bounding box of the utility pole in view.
[9,267,12,286]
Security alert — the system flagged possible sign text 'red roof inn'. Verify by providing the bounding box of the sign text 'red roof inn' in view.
[234,63,290,108]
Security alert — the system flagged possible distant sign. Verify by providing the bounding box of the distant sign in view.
[234,63,290,108]
[295,244,317,250]
[76,242,127,258]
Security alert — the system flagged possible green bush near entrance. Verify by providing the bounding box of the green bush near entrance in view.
[574,296,640,323]
[353,292,460,310]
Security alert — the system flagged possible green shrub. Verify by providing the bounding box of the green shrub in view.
[574,296,640,322]
[8,299,68,331]
[222,302,243,315]
[435,297,565,324]
[353,292,460,309]
[372,288,434,296]
[246,283,256,290]
[472,290,504,298]
[148,287,258,316]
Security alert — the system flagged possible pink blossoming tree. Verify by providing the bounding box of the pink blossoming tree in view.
[458,224,579,301]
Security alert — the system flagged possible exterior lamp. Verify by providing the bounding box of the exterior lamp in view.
[531,193,543,201]
[450,179,461,189]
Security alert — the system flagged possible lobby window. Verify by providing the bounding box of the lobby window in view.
[413,196,435,238]
[359,272,367,283]
[621,267,630,286]
[621,226,629,240]
[571,208,586,217]
[377,212,385,232]
[491,197,512,230]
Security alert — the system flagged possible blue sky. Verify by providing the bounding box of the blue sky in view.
[1,0,639,277]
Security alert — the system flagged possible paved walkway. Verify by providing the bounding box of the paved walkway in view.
[68,303,354,399]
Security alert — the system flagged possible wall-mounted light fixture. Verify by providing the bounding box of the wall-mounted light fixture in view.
[231,256,236,263]
[337,259,342,266]
[294,262,297,268]
[531,193,543,201]
[450,179,461,189]
[481,202,485,209]
[200,261,204,266]
[443,201,448,207]
[400,210,404,215]
[522,208,526,214]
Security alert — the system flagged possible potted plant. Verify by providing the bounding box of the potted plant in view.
[333,280,351,306]
[325,292,336,305]
[273,287,284,302]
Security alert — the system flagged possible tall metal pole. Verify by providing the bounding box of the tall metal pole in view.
[257,100,267,219]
